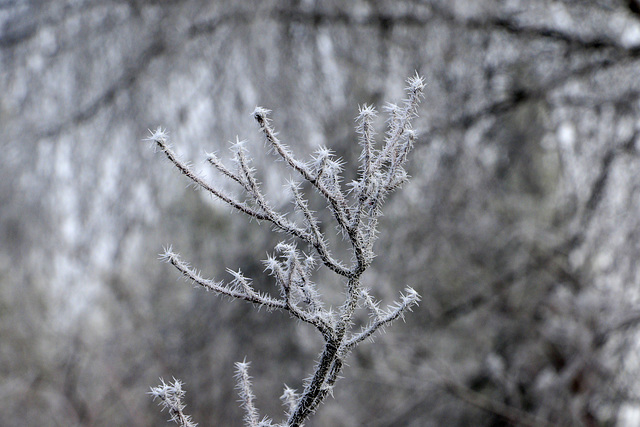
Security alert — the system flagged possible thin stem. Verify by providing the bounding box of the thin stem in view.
[287,339,340,426]
[154,134,270,220]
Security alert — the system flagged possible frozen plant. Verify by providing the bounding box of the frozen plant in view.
[147,73,425,426]
[149,378,197,427]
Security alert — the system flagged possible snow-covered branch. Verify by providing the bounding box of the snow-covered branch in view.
[148,74,425,426]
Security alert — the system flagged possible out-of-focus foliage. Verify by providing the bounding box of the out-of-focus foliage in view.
[2,0,640,425]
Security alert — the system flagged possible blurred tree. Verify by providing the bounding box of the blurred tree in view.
[2,0,640,425]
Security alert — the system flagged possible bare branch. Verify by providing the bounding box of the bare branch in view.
[149,378,198,427]
[149,75,424,427]
[147,129,270,220]
[344,287,421,353]
[235,360,262,427]
[161,248,286,311]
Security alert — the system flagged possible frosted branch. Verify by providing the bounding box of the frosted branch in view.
[149,74,424,427]
[253,108,353,237]
[149,378,197,427]
[344,287,421,352]
[147,129,270,220]
[235,360,264,427]
[161,248,286,311]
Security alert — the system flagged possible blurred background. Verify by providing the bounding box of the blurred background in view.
[3,0,640,425]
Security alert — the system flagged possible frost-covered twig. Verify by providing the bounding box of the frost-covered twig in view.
[147,74,425,426]
[235,360,274,427]
[161,248,287,311]
[149,378,197,427]
[344,287,421,352]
